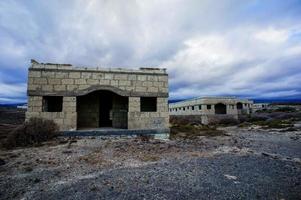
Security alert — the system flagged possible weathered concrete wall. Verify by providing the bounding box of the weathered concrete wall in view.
[26,61,169,131]
[28,63,168,97]
[128,97,169,129]
[26,96,77,130]
[169,97,253,124]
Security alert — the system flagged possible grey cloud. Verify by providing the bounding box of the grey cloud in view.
[0,0,301,103]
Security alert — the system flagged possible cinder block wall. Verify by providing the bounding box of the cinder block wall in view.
[128,97,169,129]
[26,61,169,131]
[26,96,77,130]
[169,97,253,124]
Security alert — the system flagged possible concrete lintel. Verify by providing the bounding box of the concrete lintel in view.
[28,85,168,97]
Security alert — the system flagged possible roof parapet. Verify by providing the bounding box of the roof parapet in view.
[29,60,167,74]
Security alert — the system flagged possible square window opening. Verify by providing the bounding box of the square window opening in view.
[140,97,157,112]
[43,96,63,112]
[207,105,211,109]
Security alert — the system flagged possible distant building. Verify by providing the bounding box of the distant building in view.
[169,96,253,124]
[252,103,269,112]
[17,104,28,110]
[26,60,169,132]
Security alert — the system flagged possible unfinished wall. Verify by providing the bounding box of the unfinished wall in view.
[26,61,169,131]
[27,63,168,97]
[128,97,169,129]
[26,96,77,130]
[169,97,253,125]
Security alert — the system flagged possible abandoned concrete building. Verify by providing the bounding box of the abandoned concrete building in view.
[252,103,270,112]
[169,97,253,124]
[26,60,169,132]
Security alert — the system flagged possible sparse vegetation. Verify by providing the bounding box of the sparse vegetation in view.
[253,119,294,129]
[274,106,296,112]
[209,117,239,126]
[169,115,226,139]
[170,107,301,131]
[2,117,59,149]
[170,124,225,139]
[170,115,203,126]
[136,134,154,142]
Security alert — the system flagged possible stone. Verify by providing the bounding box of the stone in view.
[62,79,74,85]
[26,61,169,131]
[69,72,81,79]
[48,78,61,85]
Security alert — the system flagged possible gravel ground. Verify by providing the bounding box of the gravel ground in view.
[0,127,300,200]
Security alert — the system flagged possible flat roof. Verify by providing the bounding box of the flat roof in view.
[169,96,253,106]
[29,60,167,75]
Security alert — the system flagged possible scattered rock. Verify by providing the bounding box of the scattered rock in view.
[261,152,279,159]
[23,166,33,172]
[292,158,301,164]
[33,178,41,183]
[262,152,271,157]
[0,158,5,166]
[62,150,73,154]
[224,174,237,180]
[290,136,299,140]
[59,140,68,144]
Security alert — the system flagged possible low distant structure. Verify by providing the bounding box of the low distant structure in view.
[169,96,253,124]
[26,60,169,132]
[252,103,269,112]
[17,104,28,110]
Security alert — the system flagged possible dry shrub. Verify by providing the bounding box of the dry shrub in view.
[170,124,225,140]
[136,134,154,142]
[170,115,202,126]
[3,117,59,149]
[253,119,294,129]
[208,116,239,126]
[275,107,296,112]
[246,115,269,122]
[139,154,160,162]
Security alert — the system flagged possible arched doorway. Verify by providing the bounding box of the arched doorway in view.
[215,103,227,114]
[77,90,128,129]
[236,102,243,109]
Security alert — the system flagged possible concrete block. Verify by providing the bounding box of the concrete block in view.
[69,72,81,79]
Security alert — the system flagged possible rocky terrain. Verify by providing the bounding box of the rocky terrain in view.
[0,106,301,199]
[0,126,300,200]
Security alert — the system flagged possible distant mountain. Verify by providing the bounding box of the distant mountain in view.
[168,99,185,104]
[252,99,301,103]
[0,103,27,108]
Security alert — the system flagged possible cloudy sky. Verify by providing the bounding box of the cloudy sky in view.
[0,0,301,103]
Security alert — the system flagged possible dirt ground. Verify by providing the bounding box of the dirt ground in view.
[0,106,301,199]
[0,125,300,200]
[0,107,25,142]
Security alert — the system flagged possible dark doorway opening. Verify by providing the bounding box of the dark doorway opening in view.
[99,91,113,127]
[215,103,227,114]
[237,102,243,109]
[77,90,128,130]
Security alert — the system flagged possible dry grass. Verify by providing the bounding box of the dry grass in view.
[208,117,240,126]
[2,117,59,149]
[139,154,161,162]
[169,115,226,139]
[170,124,225,139]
